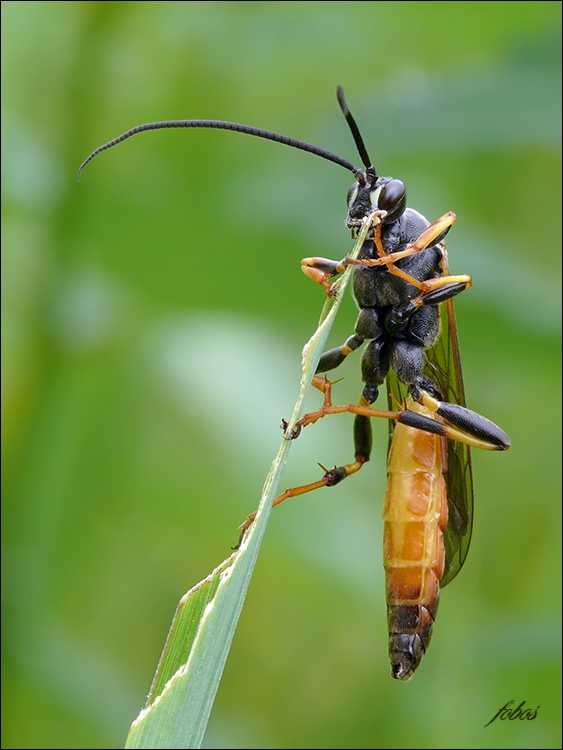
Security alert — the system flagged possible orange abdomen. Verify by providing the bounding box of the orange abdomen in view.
[383,399,448,680]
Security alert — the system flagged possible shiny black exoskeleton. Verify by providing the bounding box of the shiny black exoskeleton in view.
[316,174,456,409]
[78,84,510,684]
[353,207,442,404]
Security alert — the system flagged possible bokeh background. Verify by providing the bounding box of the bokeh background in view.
[2,2,561,748]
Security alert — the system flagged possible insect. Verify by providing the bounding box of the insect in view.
[79,87,510,680]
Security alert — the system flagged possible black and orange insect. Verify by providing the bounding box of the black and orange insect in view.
[79,87,510,680]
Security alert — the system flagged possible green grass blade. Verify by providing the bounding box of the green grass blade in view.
[124,216,376,749]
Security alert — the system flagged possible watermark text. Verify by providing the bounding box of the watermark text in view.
[485,700,540,727]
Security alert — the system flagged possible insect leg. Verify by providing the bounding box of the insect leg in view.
[389,340,510,451]
[234,377,396,548]
[350,212,471,295]
[409,390,510,451]
[301,210,386,296]
[234,360,506,548]
[385,280,469,334]
[360,337,390,404]
[301,256,349,296]
[371,211,457,267]
[235,452,368,549]
[287,376,399,438]
[295,332,392,437]
[316,333,364,374]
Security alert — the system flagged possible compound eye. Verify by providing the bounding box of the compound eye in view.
[379,179,406,211]
[346,182,359,207]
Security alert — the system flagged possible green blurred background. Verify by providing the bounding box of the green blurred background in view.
[2,2,561,748]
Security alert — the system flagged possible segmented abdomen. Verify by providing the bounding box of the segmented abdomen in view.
[383,399,448,680]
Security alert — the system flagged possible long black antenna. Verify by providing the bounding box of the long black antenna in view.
[336,85,377,181]
[77,115,360,180]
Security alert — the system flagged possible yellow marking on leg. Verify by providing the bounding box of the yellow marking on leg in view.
[419,274,472,294]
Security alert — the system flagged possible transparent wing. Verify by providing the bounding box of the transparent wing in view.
[386,247,474,588]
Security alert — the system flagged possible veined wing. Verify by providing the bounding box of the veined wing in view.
[386,246,474,587]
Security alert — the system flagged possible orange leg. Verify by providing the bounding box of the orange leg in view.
[301,257,347,296]
[234,377,400,548]
[234,455,367,549]
[349,212,469,293]
[233,376,509,548]
[287,376,400,438]
[301,212,469,299]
